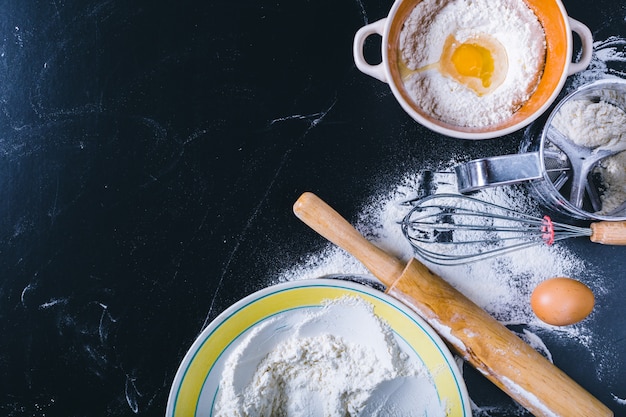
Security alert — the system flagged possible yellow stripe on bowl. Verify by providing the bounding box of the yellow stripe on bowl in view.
[168,279,469,417]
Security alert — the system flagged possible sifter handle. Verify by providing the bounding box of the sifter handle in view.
[454,152,543,193]
[589,221,626,245]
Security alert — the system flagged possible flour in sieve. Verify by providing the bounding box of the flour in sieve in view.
[560,36,626,217]
[399,0,545,127]
[551,98,626,214]
[214,296,445,417]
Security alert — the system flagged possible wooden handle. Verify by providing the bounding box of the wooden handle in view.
[293,192,613,417]
[293,192,405,286]
[590,221,626,245]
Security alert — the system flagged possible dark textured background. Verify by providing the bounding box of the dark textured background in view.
[0,0,625,416]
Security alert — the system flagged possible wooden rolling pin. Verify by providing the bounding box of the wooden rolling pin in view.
[293,192,613,417]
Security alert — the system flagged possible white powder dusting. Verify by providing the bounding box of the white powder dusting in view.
[551,98,626,214]
[277,165,615,414]
[611,393,626,405]
[272,34,626,413]
[214,296,445,417]
[499,376,560,417]
[520,329,553,363]
[568,36,626,89]
[280,168,591,326]
[399,0,545,127]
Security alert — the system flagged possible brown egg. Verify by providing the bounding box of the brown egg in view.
[530,277,595,326]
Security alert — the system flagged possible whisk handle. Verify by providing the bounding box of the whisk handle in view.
[293,192,405,286]
[590,221,626,245]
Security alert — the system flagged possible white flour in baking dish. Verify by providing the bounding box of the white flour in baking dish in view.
[399,0,546,127]
[214,296,446,417]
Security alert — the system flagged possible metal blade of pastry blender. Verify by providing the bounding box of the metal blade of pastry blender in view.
[546,125,626,209]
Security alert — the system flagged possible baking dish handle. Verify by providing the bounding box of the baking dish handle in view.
[353,18,388,83]
[567,17,593,75]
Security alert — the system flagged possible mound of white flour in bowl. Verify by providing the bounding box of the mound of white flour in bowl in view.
[399,0,546,127]
[214,296,446,417]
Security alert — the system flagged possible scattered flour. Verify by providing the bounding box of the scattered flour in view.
[279,170,590,325]
[272,34,626,414]
[214,296,445,417]
[277,166,613,414]
[568,36,626,89]
[399,0,545,127]
[551,98,626,214]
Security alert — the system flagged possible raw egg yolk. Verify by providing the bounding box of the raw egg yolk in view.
[439,34,508,96]
[450,43,494,87]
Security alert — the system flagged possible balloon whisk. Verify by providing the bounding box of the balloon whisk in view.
[401,193,591,265]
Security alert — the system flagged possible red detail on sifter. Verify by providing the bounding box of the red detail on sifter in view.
[540,215,555,245]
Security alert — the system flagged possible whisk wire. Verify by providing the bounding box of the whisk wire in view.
[401,193,592,265]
